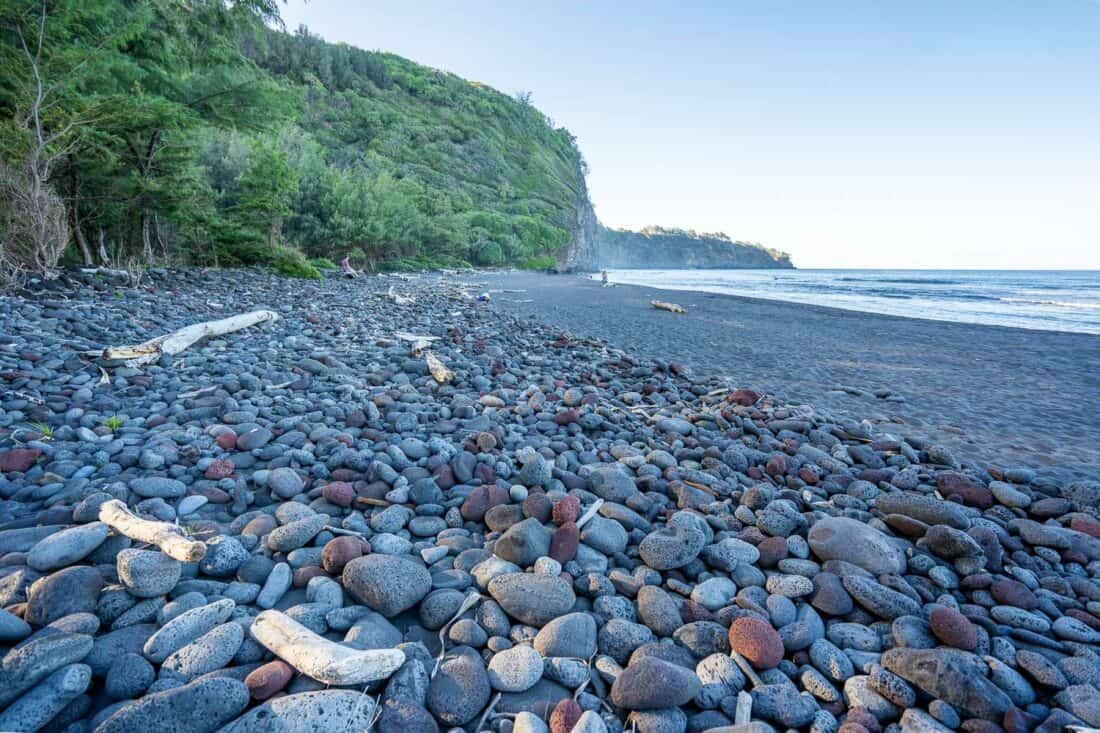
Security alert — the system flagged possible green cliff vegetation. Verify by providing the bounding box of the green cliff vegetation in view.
[0,1,586,281]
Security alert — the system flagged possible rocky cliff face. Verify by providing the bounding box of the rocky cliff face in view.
[559,195,793,271]
[592,226,793,269]
[561,176,601,271]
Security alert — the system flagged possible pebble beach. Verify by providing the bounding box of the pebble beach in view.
[1,267,1100,733]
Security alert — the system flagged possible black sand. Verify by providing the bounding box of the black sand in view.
[473,271,1100,479]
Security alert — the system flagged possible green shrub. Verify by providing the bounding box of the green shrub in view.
[518,255,557,270]
[269,245,322,279]
[308,257,338,270]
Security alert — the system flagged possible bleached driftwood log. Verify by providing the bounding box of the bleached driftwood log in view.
[98,499,206,562]
[95,310,279,366]
[395,331,439,357]
[386,286,414,305]
[251,610,406,685]
[425,351,454,383]
[651,300,685,314]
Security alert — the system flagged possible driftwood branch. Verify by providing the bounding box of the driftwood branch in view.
[651,300,685,314]
[99,499,206,562]
[251,610,405,685]
[95,310,279,366]
[425,351,454,383]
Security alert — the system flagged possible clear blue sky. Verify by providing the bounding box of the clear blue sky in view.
[280,1,1100,269]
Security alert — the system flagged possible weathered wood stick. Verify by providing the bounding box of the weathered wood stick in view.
[425,351,454,383]
[651,300,685,314]
[734,690,753,724]
[98,499,206,562]
[98,310,279,366]
[251,610,405,685]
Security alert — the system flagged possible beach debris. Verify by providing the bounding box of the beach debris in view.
[92,310,278,367]
[250,610,405,685]
[386,286,414,305]
[651,300,685,314]
[425,351,454,383]
[98,499,206,562]
[394,331,439,356]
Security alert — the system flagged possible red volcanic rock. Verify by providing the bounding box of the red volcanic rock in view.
[322,481,355,508]
[680,599,714,623]
[474,431,498,452]
[936,472,994,509]
[214,431,237,451]
[460,484,510,522]
[321,536,368,574]
[1071,515,1100,539]
[292,565,326,588]
[553,409,581,425]
[765,455,787,477]
[549,698,582,733]
[845,708,881,733]
[756,536,789,568]
[196,487,231,504]
[929,606,978,650]
[1066,608,1100,631]
[522,492,553,523]
[729,389,760,406]
[728,616,784,669]
[550,522,579,563]
[552,495,581,525]
[245,660,293,700]
[0,448,40,473]
[204,459,235,480]
[990,579,1039,610]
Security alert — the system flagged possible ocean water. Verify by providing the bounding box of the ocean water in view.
[598,269,1100,334]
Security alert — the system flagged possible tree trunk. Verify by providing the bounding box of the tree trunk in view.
[141,210,153,263]
[69,164,93,266]
[97,227,110,265]
[267,219,277,253]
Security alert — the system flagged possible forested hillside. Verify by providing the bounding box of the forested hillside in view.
[0,1,587,281]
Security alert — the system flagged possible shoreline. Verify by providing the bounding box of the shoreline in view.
[477,270,1100,479]
[584,268,1100,336]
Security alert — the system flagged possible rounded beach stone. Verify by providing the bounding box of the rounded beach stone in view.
[638,526,706,570]
[268,467,304,499]
[106,653,155,700]
[610,656,702,710]
[322,535,368,573]
[220,689,380,732]
[244,660,293,700]
[27,521,109,571]
[534,612,597,658]
[728,616,784,669]
[343,554,432,616]
[94,677,249,733]
[553,495,581,525]
[807,516,906,575]
[427,647,491,726]
[488,644,544,692]
[25,566,104,625]
[117,549,181,598]
[549,698,583,733]
[929,606,978,650]
[488,572,576,626]
[160,622,244,680]
[550,522,580,563]
[322,481,355,507]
